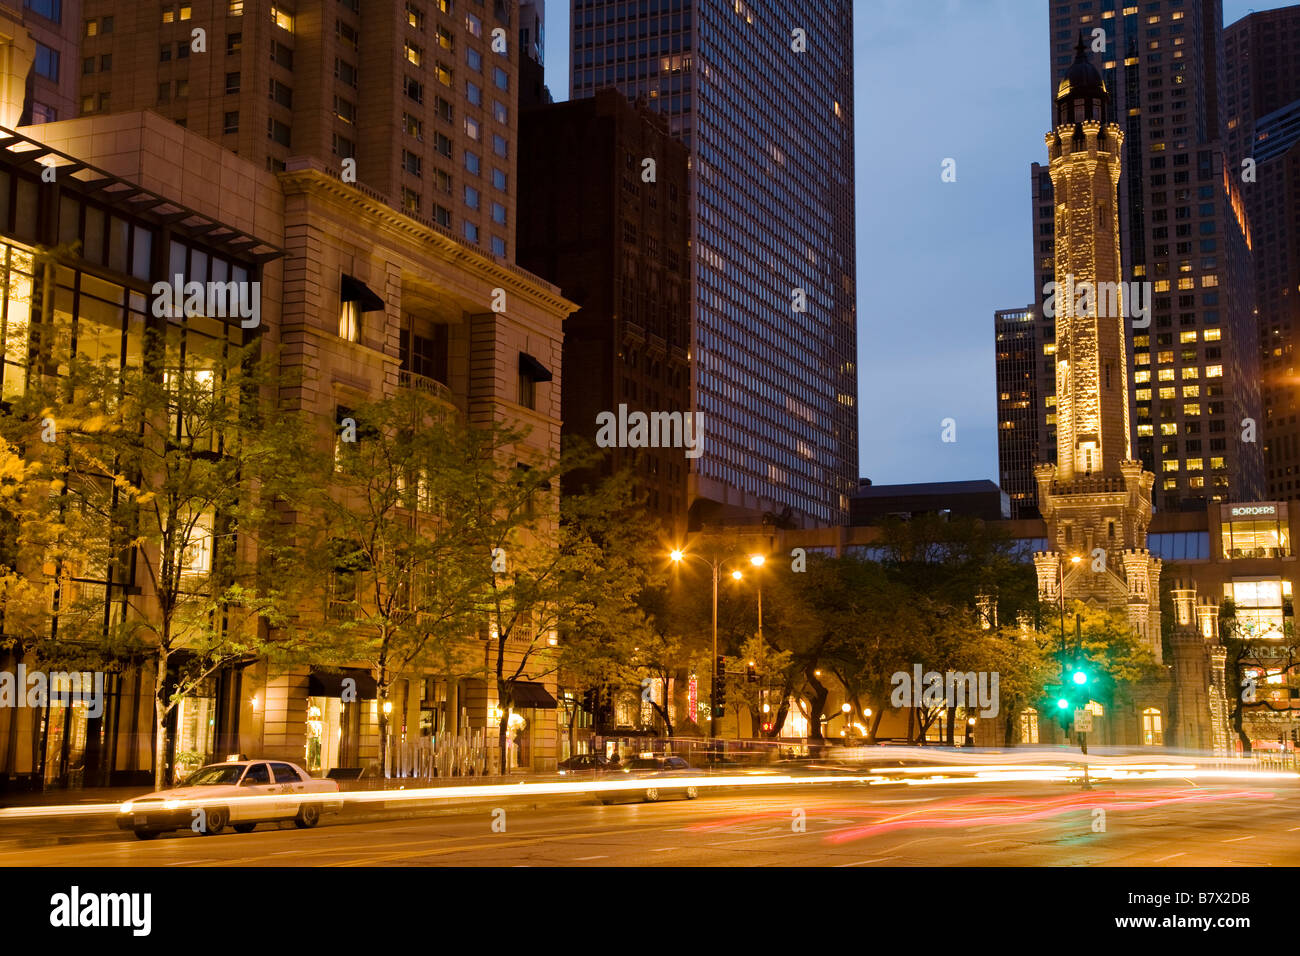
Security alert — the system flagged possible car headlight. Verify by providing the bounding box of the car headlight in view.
[118,802,133,814]
[163,799,182,810]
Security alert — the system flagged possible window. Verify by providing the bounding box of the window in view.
[466,12,482,36]
[406,42,422,66]
[405,76,424,103]
[406,1,425,30]
[465,150,481,175]
[491,202,506,224]
[83,57,95,75]
[157,82,171,104]
[271,4,293,31]
[229,0,244,14]
[337,20,358,50]
[435,62,453,87]
[175,79,189,97]
[335,95,355,124]
[467,81,482,105]
[494,66,508,90]
[31,102,56,123]
[227,32,242,54]
[492,134,507,158]
[433,204,451,228]
[33,42,59,80]
[465,116,481,141]
[267,117,291,147]
[1019,708,1039,744]
[159,44,173,63]
[269,78,293,108]
[402,188,421,214]
[25,0,62,23]
[403,113,423,140]
[467,47,482,71]
[403,150,422,176]
[223,111,239,134]
[84,18,98,36]
[436,96,453,122]
[435,133,452,157]
[335,57,357,86]
[491,235,505,257]
[464,221,479,243]
[436,26,453,50]
[339,298,361,342]
[465,185,479,208]
[434,168,451,193]
[332,133,355,158]
[492,167,507,190]
[225,71,240,93]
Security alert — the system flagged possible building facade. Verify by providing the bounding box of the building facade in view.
[518,89,691,533]
[1225,8,1300,503]
[994,304,1053,518]
[1023,0,1264,514]
[570,0,857,529]
[0,107,573,790]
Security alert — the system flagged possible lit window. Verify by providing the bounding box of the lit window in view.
[1158,368,1175,381]
[1186,458,1203,471]
[1158,387,1175,399]
[1181,367,1198,379]
[1204,328,1221,341]
[406,42,422,66]
[1183,403,1201,415]
[1134,370,1151,383]
[1182,385,1199,398]
[1206,365,1222,377]
[271,5,292,30]
[1180,330,1197,343]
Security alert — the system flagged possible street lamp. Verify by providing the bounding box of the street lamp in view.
[670,547,750,741]
[749,553,766,644]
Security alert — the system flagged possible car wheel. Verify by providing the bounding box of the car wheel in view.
[133,829,161,841]
[643,788,660,802]
[232,823,257,834]
[294,803,321,829]
[202,807,228,835]
[685,786,699,799]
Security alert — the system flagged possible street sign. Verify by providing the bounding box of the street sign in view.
[1074,709,1093,732]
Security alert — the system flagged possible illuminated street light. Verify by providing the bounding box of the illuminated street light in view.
[750,554,765,567]
[731,569,743,581]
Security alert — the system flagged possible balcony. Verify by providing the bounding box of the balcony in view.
[398,368,457,408]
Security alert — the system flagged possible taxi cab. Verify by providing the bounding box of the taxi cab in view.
[117,757,343,840]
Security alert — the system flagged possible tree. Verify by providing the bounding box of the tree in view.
[298,387,488,774]
[13,338,320,788]
[1220,599,1299,755]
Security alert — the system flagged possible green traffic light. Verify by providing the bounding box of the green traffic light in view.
[1071,670,1088,685]
[1056,698,1069,710]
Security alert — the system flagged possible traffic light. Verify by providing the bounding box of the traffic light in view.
[714,655,726,718]
[746,660,758,683]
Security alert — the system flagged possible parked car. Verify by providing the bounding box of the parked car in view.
[599,755,701,804]
[116,759,343,840]
[557,753,619,775]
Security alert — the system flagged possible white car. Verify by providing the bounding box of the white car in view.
[116,759,343,840]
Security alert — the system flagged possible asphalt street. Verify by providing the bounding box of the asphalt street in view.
[2,777,1296,866]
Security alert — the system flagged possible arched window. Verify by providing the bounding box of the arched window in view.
[1141,707,1163,746]
[1019,708,1040,744]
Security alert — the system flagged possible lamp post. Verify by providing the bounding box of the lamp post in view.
[750,553,766,644]
[670,547,766,741]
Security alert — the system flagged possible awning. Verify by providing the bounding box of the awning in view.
[308,667,378,700]
[518,351,553,382]
[508,681,558,709]
[341,275,386,312]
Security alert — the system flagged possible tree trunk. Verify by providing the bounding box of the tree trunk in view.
[907,704,915,744]
[868,706,884,743]
[945,707,956,746]
[152,647,169,791]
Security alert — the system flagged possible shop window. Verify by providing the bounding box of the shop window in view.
[1141,708,1163,745]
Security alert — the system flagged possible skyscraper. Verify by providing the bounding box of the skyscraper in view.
[1225,7,1300,502]
[994,304,1051,518]
[79,0,521,260]
[569,0,857,528]
[1022,0,1263,514]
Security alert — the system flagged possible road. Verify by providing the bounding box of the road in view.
[2,776,1297,866]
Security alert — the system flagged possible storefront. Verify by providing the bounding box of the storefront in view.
[304,667,377,773]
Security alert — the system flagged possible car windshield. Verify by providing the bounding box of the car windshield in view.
[182,764,246,786]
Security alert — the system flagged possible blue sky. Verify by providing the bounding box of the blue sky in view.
[540,0,1291,487]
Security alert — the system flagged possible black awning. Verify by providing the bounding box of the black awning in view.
[341,275,386,312]
[508,681,558,709]
[308,667,378,700]
[518,351,553,382]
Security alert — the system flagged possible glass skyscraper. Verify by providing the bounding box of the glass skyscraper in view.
[570,0,857,527]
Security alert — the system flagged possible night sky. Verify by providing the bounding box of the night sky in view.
[542,0,1291,489]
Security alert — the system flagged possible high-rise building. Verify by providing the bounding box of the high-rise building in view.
[1,0,81,124]
[994,305,1052,518]
[1024,0,1263,514]
[518,89,691,533]
[569,0,857,528]
[79,0,521,260]
[1225,7,1300,502]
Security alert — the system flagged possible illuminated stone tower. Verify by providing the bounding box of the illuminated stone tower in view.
[1033,40,1163,660]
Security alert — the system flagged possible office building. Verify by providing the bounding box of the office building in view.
[994,304,1054,518]
[570,0,857,528]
